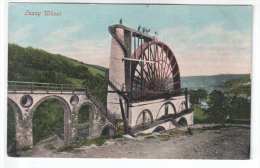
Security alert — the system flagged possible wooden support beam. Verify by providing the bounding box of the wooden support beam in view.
[119,98,129,134]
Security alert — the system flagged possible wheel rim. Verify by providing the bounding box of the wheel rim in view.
[131,40,180,100]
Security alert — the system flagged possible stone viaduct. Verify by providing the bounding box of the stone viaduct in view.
[8,82,115,150]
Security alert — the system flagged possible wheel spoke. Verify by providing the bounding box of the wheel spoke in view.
[131,40,180,100]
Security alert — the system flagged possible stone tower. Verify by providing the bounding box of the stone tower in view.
[107,27,127,119]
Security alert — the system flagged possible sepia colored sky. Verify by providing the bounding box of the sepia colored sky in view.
[9,3,252,76]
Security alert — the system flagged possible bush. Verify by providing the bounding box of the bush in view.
[189,89,208,106]
[78,136,106,146]
[33,99,64,145]
[229,96,250,120]
[206,90,228,123]
[193,105,208,123]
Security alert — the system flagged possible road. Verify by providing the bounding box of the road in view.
[25,125,250,159]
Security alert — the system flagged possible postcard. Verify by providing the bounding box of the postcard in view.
[6,2,252,160]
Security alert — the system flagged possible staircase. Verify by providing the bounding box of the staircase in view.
[85,87,116,124]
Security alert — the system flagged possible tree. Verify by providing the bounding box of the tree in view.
[189,90,199,105]
[83,74,107,106]
[189,89,208,106]
[206,90,229,123]
[229,96,250,120]
[223,77,251,121]
[197,89,208,102]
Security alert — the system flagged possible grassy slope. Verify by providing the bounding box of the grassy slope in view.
[8,43,106,86]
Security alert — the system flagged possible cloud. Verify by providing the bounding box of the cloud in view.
[9,23,252,76]
[9,24,33,45]
[9,24,111,67]
[48,38,110,67]
[159,24,251,76]
[26,25,111,67]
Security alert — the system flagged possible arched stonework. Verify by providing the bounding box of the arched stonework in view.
[30,95,72,144]
[8,98,23,121]
[153,126,166,133]
[177,117,188,127]
[8,97,33,150]
[101,123,116,138]
[7,91,116,150]
[7,98,22,155]
[178,101,187,113]
[136,109,153,126]
[156,101,177,119]
[74,101,97,139]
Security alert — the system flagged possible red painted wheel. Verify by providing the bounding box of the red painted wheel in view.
[131,40,181,100]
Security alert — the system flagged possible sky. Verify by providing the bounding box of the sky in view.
[9,3,252,76]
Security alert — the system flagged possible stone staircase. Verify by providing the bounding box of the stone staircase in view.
[84,79,128,125]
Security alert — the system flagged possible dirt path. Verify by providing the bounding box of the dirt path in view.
[27,125,250,159]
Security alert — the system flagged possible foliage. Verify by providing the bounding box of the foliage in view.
[192,75,251,124]
[56,144,76,152]
[32,99,64,145]
[206,90,229,123]
[224,76,251,97]
[78,104,91,124]
[79,136,106,146]
[193,105,208,123]
[8,44,108,106]
[57,136,107,152]
[223,76,251,120]
[83,73,108,106]
[8,43,106,85]
[229,96,250,120]
[8,44,109,145]
[113,119,124,138]
[189,89,208,105]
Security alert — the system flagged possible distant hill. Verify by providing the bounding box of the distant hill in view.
[181,74,250,92]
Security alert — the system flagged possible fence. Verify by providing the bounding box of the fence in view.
[8,81,86,93]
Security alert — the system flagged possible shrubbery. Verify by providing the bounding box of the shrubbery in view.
[32,99,64,144]
[191,76,251,124]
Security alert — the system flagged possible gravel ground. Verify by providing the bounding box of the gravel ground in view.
[24,125,250,159]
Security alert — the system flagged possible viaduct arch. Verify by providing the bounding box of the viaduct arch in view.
[7,90,113,151]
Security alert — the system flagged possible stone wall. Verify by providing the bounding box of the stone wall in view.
[7,91,110,150]
[128,95,191,127]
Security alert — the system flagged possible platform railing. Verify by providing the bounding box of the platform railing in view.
[8,81,86,93]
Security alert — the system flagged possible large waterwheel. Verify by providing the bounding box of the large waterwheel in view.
[130,40,181,100]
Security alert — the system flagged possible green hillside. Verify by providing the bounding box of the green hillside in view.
[8,44,109,150]
[8,43,107,86]
[224,75,251,97]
